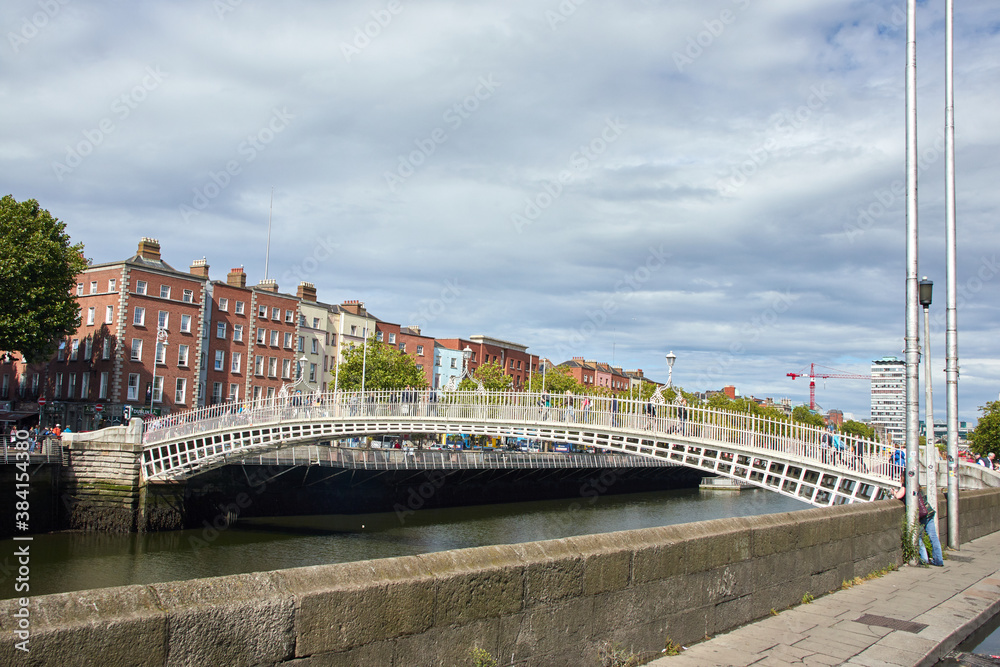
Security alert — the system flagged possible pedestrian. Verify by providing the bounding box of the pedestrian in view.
[892,471,944,566]
[611,396,619,427]
[582,397,591,423]
[678,398,688,435]
[891,443,906,478]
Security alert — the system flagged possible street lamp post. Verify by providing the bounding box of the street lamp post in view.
[665,351,676,389]
[152,327,168,409]
[919,278,938,523]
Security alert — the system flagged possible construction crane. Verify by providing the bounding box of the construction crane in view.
[786,363,871,411]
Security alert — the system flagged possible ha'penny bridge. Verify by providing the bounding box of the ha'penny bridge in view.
[138,390,909,507]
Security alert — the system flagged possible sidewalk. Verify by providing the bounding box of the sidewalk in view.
[647,530,1000,667]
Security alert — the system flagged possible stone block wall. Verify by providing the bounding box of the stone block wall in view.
[4,488,996,666]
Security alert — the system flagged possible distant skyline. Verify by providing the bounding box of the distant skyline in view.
[3,1,998,422]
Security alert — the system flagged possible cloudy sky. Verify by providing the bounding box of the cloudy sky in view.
[3,0,998,422]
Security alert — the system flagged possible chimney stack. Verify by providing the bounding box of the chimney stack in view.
[190,258,210,278]
[227,267,246,288]
[341,300,365,315]
[137,237,161,261]
[296,282,317,302]
[256,279,278,293]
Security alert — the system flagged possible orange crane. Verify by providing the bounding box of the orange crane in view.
[786,363,871,411]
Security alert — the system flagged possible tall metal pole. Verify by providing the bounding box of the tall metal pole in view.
[903,0,920,533]
[944,0,960,549]
[264,187,273,280]
[922,299,938,537]
[360,325,368,395]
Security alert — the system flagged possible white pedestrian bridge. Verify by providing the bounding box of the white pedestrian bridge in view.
[140,390,915,507]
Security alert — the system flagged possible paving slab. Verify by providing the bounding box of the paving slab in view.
[647,530,1000,666]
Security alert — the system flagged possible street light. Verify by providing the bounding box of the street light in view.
[919,277,938,521]
[152,327,168,408]
[665,351,676,388]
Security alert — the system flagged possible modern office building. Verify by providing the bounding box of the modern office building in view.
[870,356,906,445]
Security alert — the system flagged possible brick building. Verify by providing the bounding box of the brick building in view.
[436,335,538,390]
[375,321,436,387]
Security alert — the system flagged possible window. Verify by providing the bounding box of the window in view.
[231,352,241,373]
[175,378,186,404]
[399,342,406,353]
[285,309,293,323]
[56,340,66,361]
[255,355,264,375]
[258,305,267,318]
[54,373,63,398]
[218,298,229,312]
[126,374,140,401]
[155,341,166,364]
[253,386,262,401]
[102,337,111,360]
[70,339,79,361]
[135,280,147,295]
[180,314,191,333]
[90,281,97,294]
[182,289,193,303]
[298,336,305,353]
[31,374,39,395]
[271,307,280,320]
[416,345,424,356]
[105,305,114,324]
[83,337,92,360]
[388,333,396,344]
[178,344,189,367]
[86,307,95,326]
[309,363,317,383]
[79,373,89,400]
[266,387,275,400]
[376,331,383,342]
[229,384,239,402]
[450,358,457,369]
[299,314,307,327]
[159,285,170,299]
[214,350,224,371]
[216,322,226,339]
[281,358,291,379]
[158,311,168,329]
[212,382,223,404]
[98,372,108,400]
[256,328,265,344]
[131,338,142,361]
[284,332,293,349]
[108,278,116,292]
[311,338,318,354]
[313,317,320,328]
[268,357,277,377]
[152,376,163,402]
[270,330,278,346]
[76,283,83,296]
[67,374,76,399]
[233,325,243,342]
[235,301,244,314]
[133,307,145,326]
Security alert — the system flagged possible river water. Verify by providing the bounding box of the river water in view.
[2,487,808,600]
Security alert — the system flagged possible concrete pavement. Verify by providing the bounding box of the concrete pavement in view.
[647,528,1000,667]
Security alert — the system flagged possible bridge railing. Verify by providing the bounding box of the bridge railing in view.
[141,390,896,480]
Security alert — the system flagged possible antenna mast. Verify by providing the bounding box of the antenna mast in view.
[264,187,273,279]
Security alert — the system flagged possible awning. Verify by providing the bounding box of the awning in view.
[0,411,38,423]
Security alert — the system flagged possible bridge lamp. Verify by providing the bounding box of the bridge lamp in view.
[919,277,938,520]
[665,351,676,389]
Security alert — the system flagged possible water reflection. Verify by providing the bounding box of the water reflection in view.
[2,488,807,599]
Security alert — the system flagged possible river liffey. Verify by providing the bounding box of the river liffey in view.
[1,487,808,599]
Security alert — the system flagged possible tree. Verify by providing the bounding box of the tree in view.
[792,405,826,429]
[330,336,427,391]
[525,364,581,394]
[0,195,88,362]
[841,419,876,441]
[968,401,1000,457]
[458,360,512,392]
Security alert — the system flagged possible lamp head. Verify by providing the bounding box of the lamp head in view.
[918,277,933,307]
[665,351,676,369]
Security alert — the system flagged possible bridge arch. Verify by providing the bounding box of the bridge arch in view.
[141,390,899,507]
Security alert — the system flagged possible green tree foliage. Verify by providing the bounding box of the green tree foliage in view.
[526,364,581,394]
[0,195,88,362]
[969,400,1000,457]
[331,336,427,391]
[792,405,826,429]
[841,419,876,440]
[459,360,513,392]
